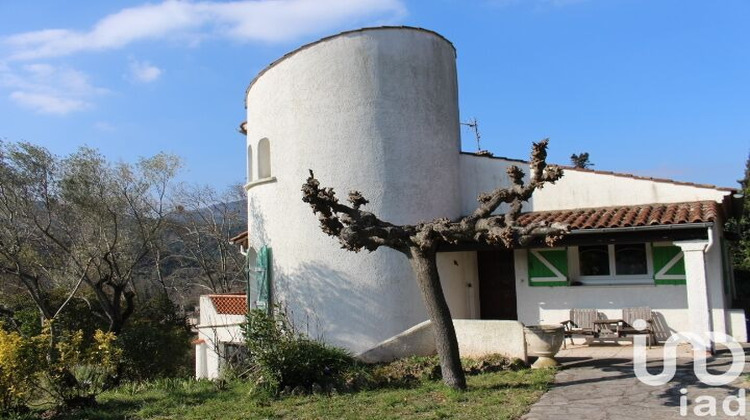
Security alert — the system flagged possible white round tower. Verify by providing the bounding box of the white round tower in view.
[244,27,461,352]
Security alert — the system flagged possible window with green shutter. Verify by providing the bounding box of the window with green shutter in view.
[252,246,272,311]
[652,244,686,285]
[528,249,568,287]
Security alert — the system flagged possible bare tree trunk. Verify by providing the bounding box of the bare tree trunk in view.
[408,247,466,390]
[302,141,565,390]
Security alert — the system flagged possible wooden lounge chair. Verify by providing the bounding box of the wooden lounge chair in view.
[619,307,657,347]
[560,308,598,348]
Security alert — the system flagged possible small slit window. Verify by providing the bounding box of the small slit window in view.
[247,145,253,182]
[258,138,271,179]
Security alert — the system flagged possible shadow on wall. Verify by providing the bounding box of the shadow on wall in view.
[276,260,389,352]
[248,199,269,247]
[248,190,424,353]
[249,193,390,350]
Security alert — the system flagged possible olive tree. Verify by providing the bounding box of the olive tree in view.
[166,184,247,296]
[0,141,180,334]
[0,143,80,330]
[302,140,567,389]
[570,152,593,169]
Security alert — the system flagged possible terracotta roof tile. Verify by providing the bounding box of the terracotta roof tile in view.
[573,210,592,228]
[621,207,638,227]
[229,231,249,249]
[209,294,247,315]
[517,201,721,231]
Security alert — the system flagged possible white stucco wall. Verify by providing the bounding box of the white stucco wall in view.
[459,154,731,215]
[459,153,740,344]
[237,27,741,361]
[244,28,461,353]
[728,310,748,342]
[195,296,245,379]
[704,225,728,336]
[512,225,735,342]
[453,320,526,359]
[514,248,691,339]
[357,319,527,363]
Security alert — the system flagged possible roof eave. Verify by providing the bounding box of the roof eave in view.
[568,222,715,235]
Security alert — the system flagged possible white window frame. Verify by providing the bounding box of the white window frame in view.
[221,342,248,368]
[569,243,654,286]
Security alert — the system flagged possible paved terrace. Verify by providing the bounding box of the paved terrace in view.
[522,341,750,420]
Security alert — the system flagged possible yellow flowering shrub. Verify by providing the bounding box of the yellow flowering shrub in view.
[40,324,123,406]
[89,329,122,375]
[0,328,43,412]
[0,321,123,411]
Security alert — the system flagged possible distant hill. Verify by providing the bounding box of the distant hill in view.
[170,199,247,232]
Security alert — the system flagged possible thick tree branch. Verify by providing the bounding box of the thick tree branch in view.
[301,170,412,253]
[52,258,93,319]
[301,139,570,390]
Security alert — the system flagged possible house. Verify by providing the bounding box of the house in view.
[194,293,247,379]
[195,26,745,379]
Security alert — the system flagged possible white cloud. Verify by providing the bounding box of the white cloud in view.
[0,0,405,114]
[0,64,107,115]
[9,91,88,115]
[206,0,407,42]
[129,59,162,83]
[3,0,407,61]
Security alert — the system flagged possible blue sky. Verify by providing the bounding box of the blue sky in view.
[1,0,748,190]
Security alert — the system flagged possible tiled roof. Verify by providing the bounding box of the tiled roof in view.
[517,201,721,231]
[229,231,249,249]
[209,294,247,315]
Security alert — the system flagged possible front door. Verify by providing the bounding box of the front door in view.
[477,250,517,320]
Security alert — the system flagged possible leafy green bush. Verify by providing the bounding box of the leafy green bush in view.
[241,308,528,397]
[117,295,192,381]
[118,320,191,381]
[243,308,354,395]
[0,296,46,338]
[40,327,122,409]
[0,323,122,413]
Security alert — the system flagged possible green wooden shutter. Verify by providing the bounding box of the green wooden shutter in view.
[653,244,686,285]
[254,246,272,312]
[528,249,568,287]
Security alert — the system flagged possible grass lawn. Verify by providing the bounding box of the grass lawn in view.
[43,368,555,420]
